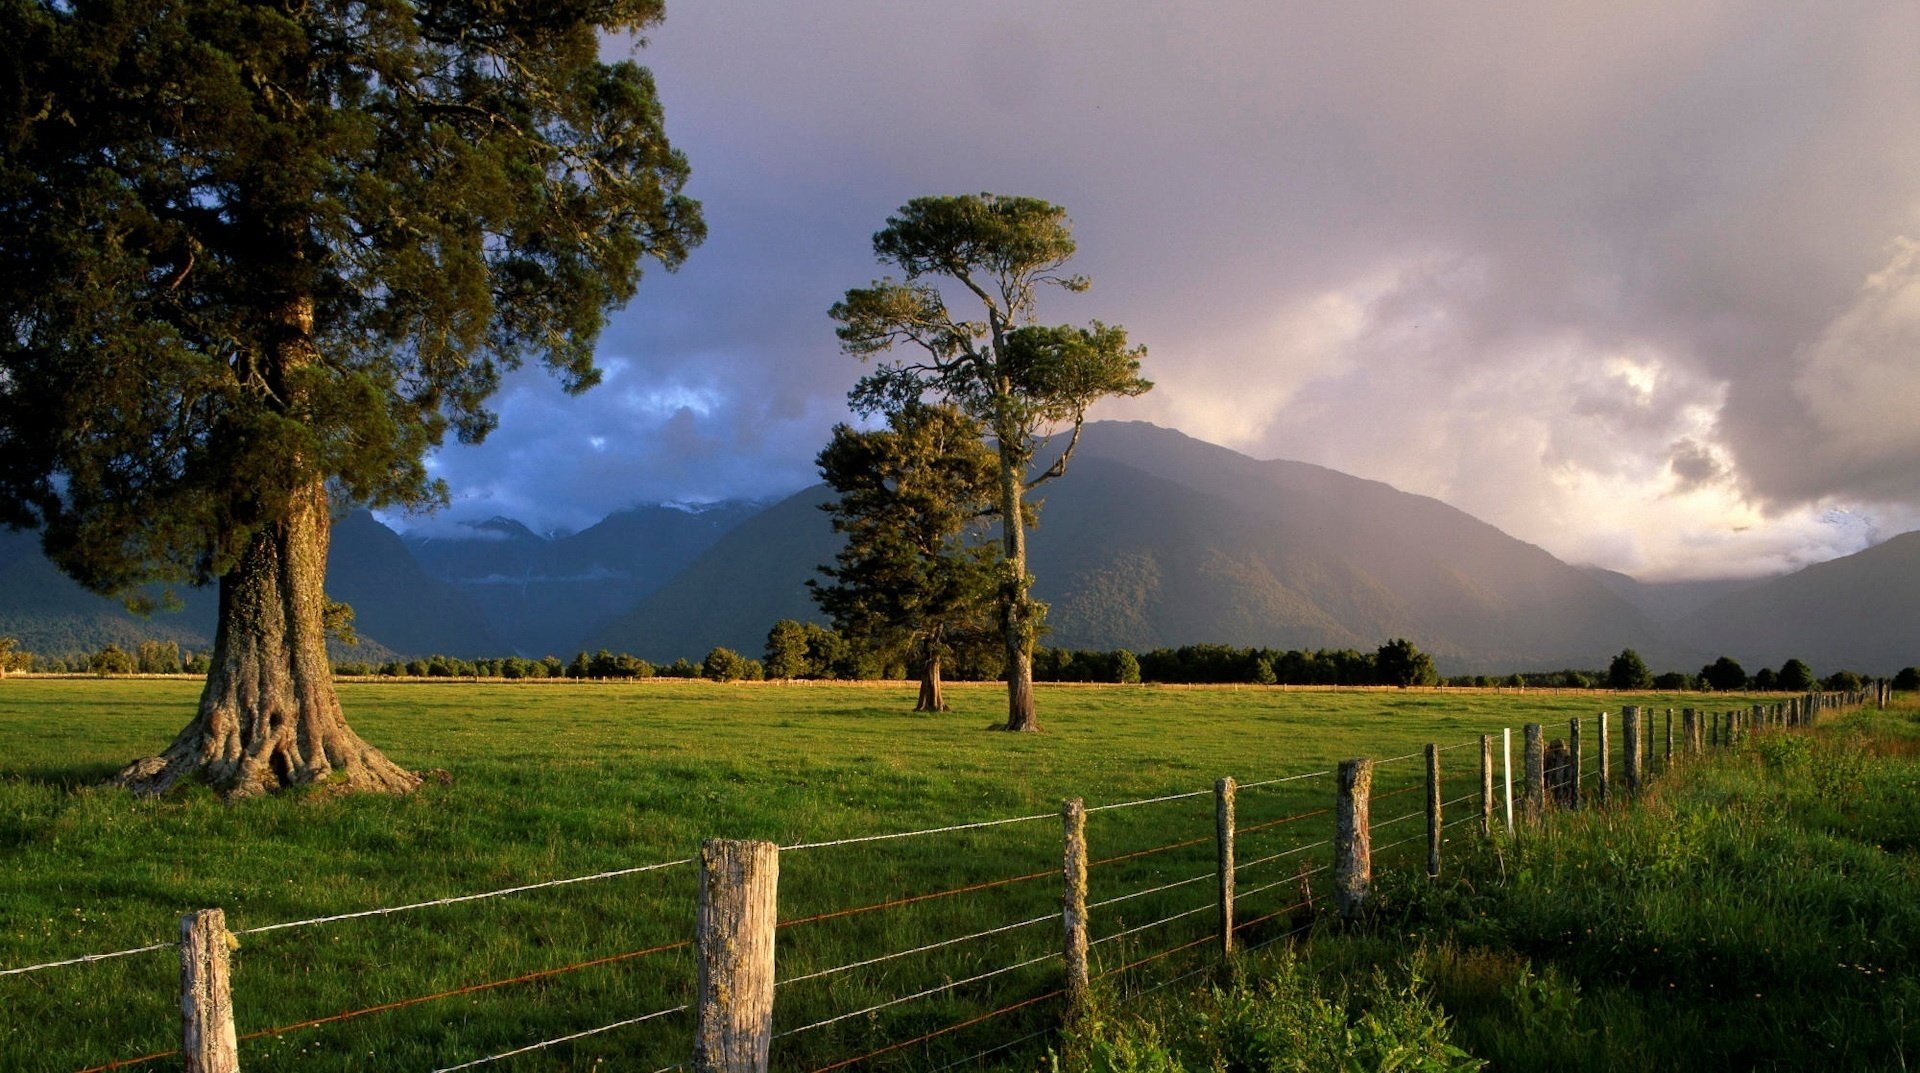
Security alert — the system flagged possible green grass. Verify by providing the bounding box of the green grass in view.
[1067,697,1920,1072]
[0,680,1754,1072]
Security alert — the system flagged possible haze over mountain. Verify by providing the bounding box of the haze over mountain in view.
[7,422,1917,673]
[590,422,1688,673]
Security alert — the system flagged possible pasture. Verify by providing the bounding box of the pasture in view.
[0,679,1728,1072]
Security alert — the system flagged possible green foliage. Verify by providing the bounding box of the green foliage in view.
[1895,667,1920,692]
[1063,954,1482,1073]
[1823,669,1865,693]
[87,643,134,676]
[1752,666,1779,691]
[0,1,703,596]
[810,404,1001,685]
[1700,655,1747,692]
[1777,658,1815,692]
[701,646,748,682]
[1115,649,1141,685]
[1606,648,1653,691]
[133,640,180,675]
[1375,638,1439,687]
[1653,671,1694,690]
[764,619,810,680]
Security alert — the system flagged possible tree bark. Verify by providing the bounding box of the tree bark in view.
[915,646,947,712]
[114,296,417,799]
[996,419,1039,732]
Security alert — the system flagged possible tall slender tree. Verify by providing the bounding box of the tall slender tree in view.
[0,2,703,796]
[812,403,1000,713]
[831,195,1150,730]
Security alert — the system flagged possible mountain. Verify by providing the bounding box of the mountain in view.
[1582,568,1764,623]
[1676,531,1920,673]
[0,512,491,661]
[403,501,761,656]
[590,421,1676,672]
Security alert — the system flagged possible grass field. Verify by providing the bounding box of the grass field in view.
[0,679,1757,1072]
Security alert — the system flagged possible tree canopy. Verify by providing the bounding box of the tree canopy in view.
[831,194,1149,729]
[0,1,702,796]
[1606,648,1653,691]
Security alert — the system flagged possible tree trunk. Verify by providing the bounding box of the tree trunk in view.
[996,431,1039,732]
[915,648,947,712]
[114,480,419,798]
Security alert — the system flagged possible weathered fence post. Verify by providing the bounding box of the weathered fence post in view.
[1622,707,1642,794]
[1597,712,1611,806]
[1664,708,1674,766]
[1569,717,1584,809]
[694,839,779,1073]
[181,909,238,1073]
[1334,759,1373,919]
[1062,798,1090,1025]
[1479,734,1494,836]
[1522,724,1545,825]
[1682,708,1698,756]
[1502,728,1514,832]
[1425,744,1441,878]
[1215,777,1236,956]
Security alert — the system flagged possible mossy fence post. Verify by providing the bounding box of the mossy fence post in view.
[1664,708,1674,766]
[1522,724,1545,825]
[1215,777,1236,956]
[1479,734,1494,835]
[1597,712,1611,805]
[1334,759,1373,919]
[1425,744,1441,878]
[1682,708,1699,756]
[1568,717,1583,809]
[181,908,238,1073]
[1622,707,1642,794]
[694,839,779,1073]
[1062,797,1090,1025]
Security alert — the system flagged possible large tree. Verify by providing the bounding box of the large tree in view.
[0,2,702,796]
[812,403,1001,713]
[831,194,1150,730]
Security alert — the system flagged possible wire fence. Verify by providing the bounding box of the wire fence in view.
[6,689,1861,1073]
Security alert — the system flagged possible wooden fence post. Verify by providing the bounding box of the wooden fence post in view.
[181,909,238,1073]
[1522,724,1545,825]
[1569,717,1583,809]
[1334,759,1373,919]
[1597,712,1611,806]
[1682,708,1698,756]
[1622,707,1642,794]
[1665,708,1674,766]
[1215,777,1236,957]
[1062,798,1090,1025]
[694,839,779,1073]
[1502,728,1514,832]
[1425,744,1441,878]
[1479,734,1494,836]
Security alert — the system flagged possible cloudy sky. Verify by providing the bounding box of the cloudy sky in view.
[413,2,1920,582]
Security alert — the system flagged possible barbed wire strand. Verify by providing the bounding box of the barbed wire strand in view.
[782,811,1053,853]
[1089,833,1211,869]
[3,941,174,979]
[923,1027,1053,1073]
[1375,750,1425,765]
[1088,869,1214,911]
[1090,901,1215,947]
[72,1046,180,1073]
[1371,807,1428,831]
[1233,895,1316,934]
[1238,769,1331,789]
[1086,787,1212,813]
[233,939,690,1044]
[1237,839,1332,872]
[1234,865,1330,904]
[1097,933,1215,978]
[1373,783,1423,801]
[778,866,1052,930]
[778,913,1055,989]
[777,951,1061,1041]
[428,1003,687,1073]
[1237,807,1329,836]
[237,858,695,937]
[804,989,1064,1073]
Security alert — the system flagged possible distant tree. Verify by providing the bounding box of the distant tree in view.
[1374,638,1439,688]
[703,647,748,683]
[832,194,1151,731]
[136,640,182,675]
[1253,657,1278,686]
[1701,656,1747,693]
[1752,667,1779,691]
[0,636,15,679]
[1606,649,1654,691]
[1822,670,1864,693]
[1115,650,1142,685]
[0,2,704,797]
[1893,667,1920,692]
[567,653,593,680]
[764,620,811,680]
[1777,659,1815,692]
[812,404,1001,713]
[90,644,135,677]
[1653,671,1692,691]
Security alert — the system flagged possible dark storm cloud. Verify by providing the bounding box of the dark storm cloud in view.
[414,2,1920,577]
